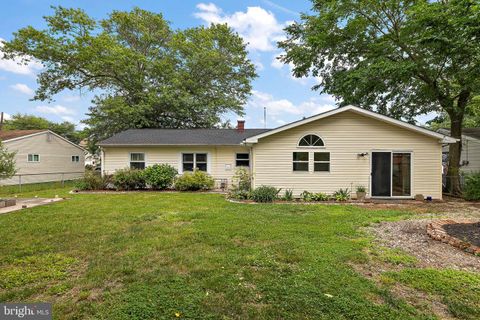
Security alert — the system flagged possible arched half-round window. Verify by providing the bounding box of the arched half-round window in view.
[298,134,324,147]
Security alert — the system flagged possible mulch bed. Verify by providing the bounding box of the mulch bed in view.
[427,219,480,255]
[443,222,480,247]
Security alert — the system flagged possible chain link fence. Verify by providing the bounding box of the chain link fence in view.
[0,172,84,193]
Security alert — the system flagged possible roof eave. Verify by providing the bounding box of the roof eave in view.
[245,105,453,143]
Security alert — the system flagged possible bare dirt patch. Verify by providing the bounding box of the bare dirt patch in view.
[366,200,480,272]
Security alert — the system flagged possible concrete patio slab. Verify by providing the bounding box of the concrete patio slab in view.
[0,197,64,215]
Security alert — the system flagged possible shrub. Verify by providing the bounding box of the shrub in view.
[356,185,366,193]
[464,172,480,200]
[229,189,251,200]
[283,189,294,201]
[232,167,251,191]
[143,164,178,190]
[174,170,214,191]
[300,191,329,201]
[112,168,146,191]
[312,192,329,201]
[74,172,110,191]
[300,191,313,201]
[333,188,350,201]
[250,185,281,203]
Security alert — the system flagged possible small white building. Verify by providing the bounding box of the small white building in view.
[439,128,480,174]
[0,130,85,185]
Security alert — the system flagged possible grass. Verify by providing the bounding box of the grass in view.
[383,269,480,320]
[0,187,478,319]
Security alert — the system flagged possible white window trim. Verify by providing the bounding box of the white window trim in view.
[297,133,326,148]
[179,152,211,174]
[313,151,331,173]
[27,154,40,163]
[292,151,309,172]
[235,153,250,167]
[72,155,80,163]
[129,152,146,169]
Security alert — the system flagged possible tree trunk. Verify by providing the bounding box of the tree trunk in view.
[447,91,469,195]
[448,117,463,195]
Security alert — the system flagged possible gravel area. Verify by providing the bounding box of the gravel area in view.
[367,201,480,272]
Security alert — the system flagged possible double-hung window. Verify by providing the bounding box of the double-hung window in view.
[183,153,207,172]
[130,153,145,170]
[293,152,309,171]
[28,154,40,162]
[314,152,330,172]
[72,155,80,163]
[236,153,250,167]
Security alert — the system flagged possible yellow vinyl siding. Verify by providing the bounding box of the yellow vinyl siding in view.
[102,145,251,183]
[1,132,85,185]
[251,110,443,199]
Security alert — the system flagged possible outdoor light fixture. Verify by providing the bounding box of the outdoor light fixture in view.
[357,152,369,157]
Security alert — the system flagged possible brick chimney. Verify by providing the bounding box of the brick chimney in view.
[236,120,245,132]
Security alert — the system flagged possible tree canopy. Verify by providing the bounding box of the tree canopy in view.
[1,6,256,144]
[279,0,480,193]
[4,114,83,143]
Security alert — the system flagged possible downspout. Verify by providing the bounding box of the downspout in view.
[100,147,105,177]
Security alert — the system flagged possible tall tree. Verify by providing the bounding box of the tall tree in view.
[1,7,256,145]
[279,0,480,194]
[4,114,83,143]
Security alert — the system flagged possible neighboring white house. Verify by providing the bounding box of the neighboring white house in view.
[0,130,85,185]
[99,105,456,199]
[439,128,480,174]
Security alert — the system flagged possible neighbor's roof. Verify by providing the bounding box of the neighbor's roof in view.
[438,128,480,140]
[461,128,480,140]
[245,105,457,144]
[0,129,46,141]
[0,129,85,151]
[98,128,271,146]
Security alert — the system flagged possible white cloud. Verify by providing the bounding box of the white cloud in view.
[262,0,299,16]
[248,90,336,118]
[35,104,75,116]
[10,83,34,96]
[0,38,43,75]
[194,3,285,52]
[63,95,81,102]
[60,116,75,122]
[2,112,12,120]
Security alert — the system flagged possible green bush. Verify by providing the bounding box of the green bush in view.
[464,172,480,200]
[74,172,111,191]
[283,189,294,201]
[250,185,281,203]
[333,188,350,201]
[229,189,251,200]
[112,168,146,191]
[300,191,329,201]
[356,185,366,193]
[174,170,215,191]
[312,192,329,201]
[300,190,314,202]
[232,167,251,191]
[143,164,178,190]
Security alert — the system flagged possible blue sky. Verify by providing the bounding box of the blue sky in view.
[0,0,433,129]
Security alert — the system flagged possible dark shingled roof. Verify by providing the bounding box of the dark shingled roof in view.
[463,128,480,140]
[440,128,480,140]
[0,130,46,141]
[99,128,271,146]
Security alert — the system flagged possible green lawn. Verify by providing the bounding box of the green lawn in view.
[0,188,478,319]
